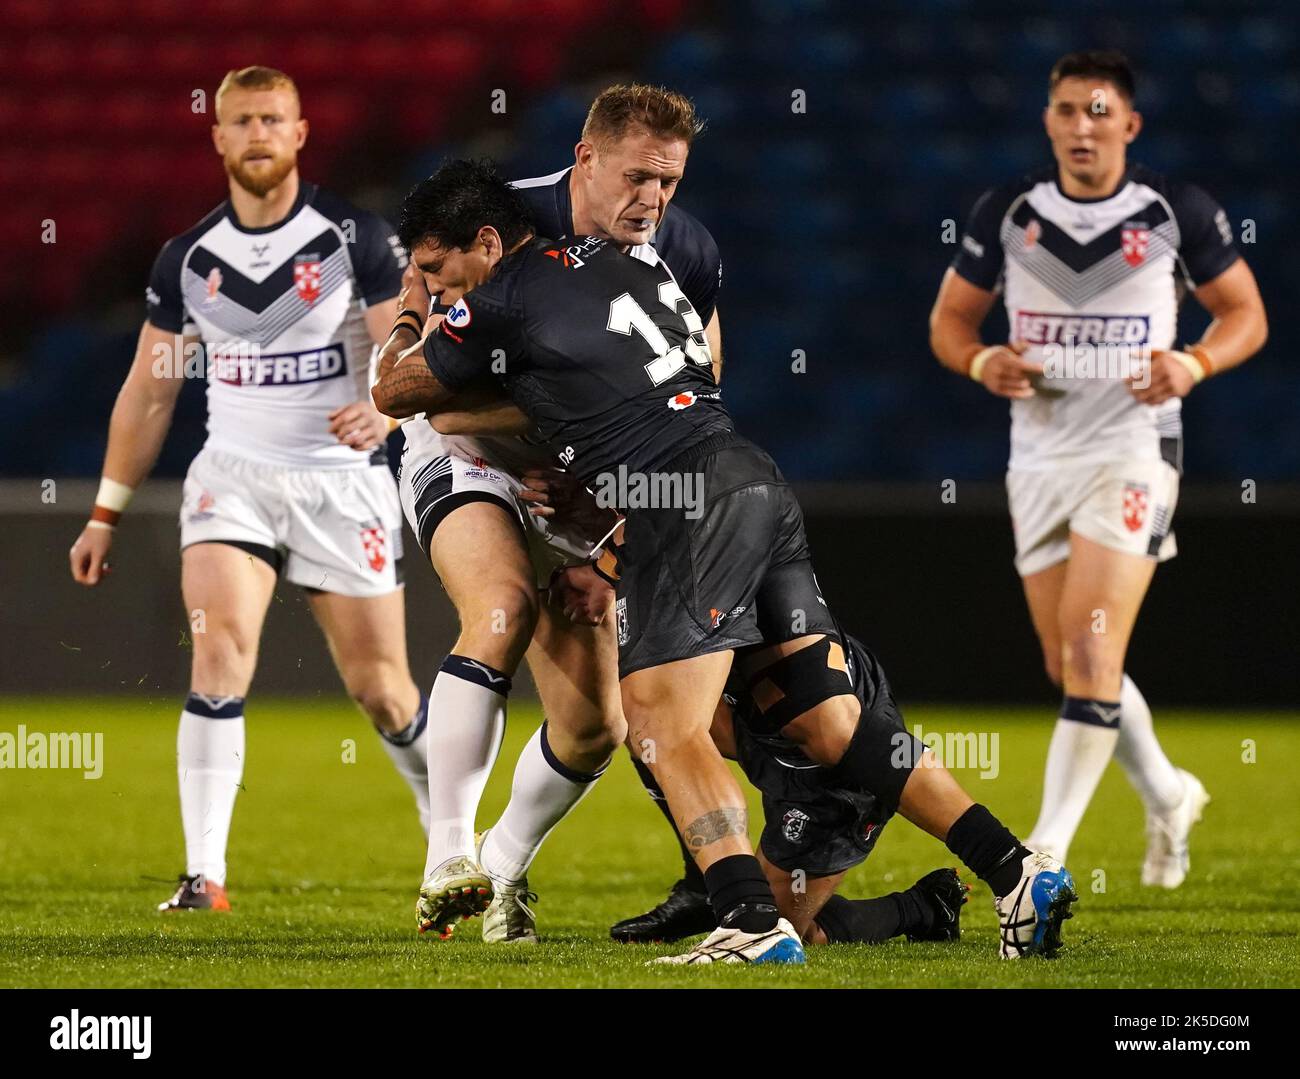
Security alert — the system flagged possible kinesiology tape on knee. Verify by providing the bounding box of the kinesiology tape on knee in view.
[826,711,920,813]
[744,636,854,735]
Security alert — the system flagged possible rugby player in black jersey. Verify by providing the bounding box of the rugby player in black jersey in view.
[375,160,1079,962]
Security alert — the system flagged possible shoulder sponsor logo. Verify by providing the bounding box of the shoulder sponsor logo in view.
[543,235,606,269]
[446,299,472,329]
[1014,311,1149,346]
[668,390,696,410]
[961,234,985,259]
[210,343,347,386]
[145,286,161,307]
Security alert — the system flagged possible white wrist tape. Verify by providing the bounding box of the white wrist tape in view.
[968,346,1002,383]
[95,477,135,512]
[1166,350,1206,384]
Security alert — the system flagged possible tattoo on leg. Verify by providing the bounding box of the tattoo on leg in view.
[683,807,748,851]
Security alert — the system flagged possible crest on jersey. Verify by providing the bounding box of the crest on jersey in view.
[782,808,810,844]
[1122,483,1149,533]
[294,254,322,304]
[204,267,223,303]
[1121,227,1149,267]
[359,520,388,572]
[1023,219,1041,249]
[668,390,697,410]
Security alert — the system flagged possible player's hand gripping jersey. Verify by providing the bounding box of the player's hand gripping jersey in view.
[951,164,1239,471]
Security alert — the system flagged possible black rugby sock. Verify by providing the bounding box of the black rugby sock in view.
[704,854,780,932]
[631,756,705,891]
[945,804,1030,897]
[814,893,909,943]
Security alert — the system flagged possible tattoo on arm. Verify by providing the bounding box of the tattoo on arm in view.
[373,356,450,417]
[682,807,748,852]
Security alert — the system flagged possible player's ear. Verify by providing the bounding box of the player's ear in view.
[574,139,596,177]
[294,117,308,149]
[478,225,504,263]
[1124,108,1142,144]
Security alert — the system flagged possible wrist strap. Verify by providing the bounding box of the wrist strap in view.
[967,345,1002,383]
[1167,349,1208,384]
[1186,344,1215,379]
[92,477,134,526]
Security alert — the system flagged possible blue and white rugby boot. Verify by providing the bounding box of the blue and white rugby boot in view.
[995,851,1077,959]
[650,907,806,966]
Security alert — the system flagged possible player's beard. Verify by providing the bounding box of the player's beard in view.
[225,149,296,198]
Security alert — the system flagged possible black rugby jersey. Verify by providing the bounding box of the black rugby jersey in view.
[421,235,729,485]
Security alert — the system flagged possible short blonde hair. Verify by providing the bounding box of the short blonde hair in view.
[581,83,704,151]
[215,66,300,118]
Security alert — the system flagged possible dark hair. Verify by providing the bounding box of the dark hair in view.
[1049,50,1136,104]
[398,158,535,255]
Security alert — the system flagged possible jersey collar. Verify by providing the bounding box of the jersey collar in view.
[222,181,314,235]
[1051,165,1133,204]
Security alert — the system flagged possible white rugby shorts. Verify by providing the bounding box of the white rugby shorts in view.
[179,445,404,597]
[1007,456,1179,577]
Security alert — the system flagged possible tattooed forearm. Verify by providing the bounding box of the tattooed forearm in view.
[372,356,450,417]
[682,807,748,852]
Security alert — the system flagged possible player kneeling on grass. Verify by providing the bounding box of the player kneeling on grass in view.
[545,517,1078,958]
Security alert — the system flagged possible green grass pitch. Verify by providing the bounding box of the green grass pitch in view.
[1,697,1296,988]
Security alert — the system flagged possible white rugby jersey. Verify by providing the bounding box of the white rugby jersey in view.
[147,183,406,468]
[951,164,1239,471]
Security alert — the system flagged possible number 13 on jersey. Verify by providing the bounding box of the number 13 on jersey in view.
[607,281,713,386]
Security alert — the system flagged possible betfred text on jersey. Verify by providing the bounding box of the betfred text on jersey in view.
[211,343,346,386]
[1017,311,1153,387]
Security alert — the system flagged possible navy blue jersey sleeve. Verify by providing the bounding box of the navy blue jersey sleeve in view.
[350,211,407,305]
[656,204,722,323]
[950,186,1013,290]
[422,279,526,393]
[145,237,188,333]
[1169,181,1239,287]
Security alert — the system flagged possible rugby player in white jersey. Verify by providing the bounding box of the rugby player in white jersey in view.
[68,67,430,911]
[930,51,1267,885]
[380,86,724,942]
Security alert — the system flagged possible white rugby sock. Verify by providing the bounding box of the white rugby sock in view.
[480,722,607,884]
[1027,696,1121,863]
[377,694,430,836]
[1114,674,1184,813]
[177,693,246,887]
[422,655,509,878]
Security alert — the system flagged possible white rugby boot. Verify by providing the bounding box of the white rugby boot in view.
[476,830,539,943]
[1141,769,1210,889]
[416,855,492,939]
[650,914,805,966]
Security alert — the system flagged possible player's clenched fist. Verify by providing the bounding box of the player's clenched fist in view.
[69,524,114,586]
[967,341,1044,399]
[1126,348,1203,406]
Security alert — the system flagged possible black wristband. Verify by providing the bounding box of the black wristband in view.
[398,309,424,324]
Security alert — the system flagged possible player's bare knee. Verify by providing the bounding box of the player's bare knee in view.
[456,582,538,664]
[1061,631,1122,691]
[191,627,257,689]
[346,670,409,733]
